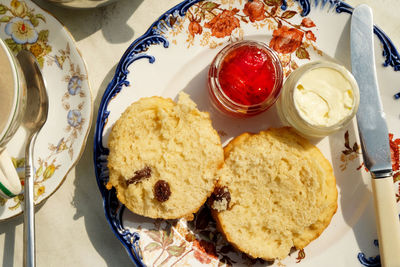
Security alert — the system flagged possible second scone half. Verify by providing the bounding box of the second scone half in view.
[211,127,338,260]
[107,92,224,220]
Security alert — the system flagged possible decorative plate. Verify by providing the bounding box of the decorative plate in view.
[94,0,400,266]
[0,0,92,220]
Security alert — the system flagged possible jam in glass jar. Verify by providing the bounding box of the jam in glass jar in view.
[208,40,283,117]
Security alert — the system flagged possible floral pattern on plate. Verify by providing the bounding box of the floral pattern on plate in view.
[0,0,92,220]
[135,206,308,266]
[156,0,321,76]
[340,130,400,184]
[0,0,51,67]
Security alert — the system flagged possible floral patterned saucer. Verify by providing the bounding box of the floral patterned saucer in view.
[0,0,92,220]
[94,0,400,266]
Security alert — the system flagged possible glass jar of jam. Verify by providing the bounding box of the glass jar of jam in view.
[276,61,360,138]
[208,40,283,117]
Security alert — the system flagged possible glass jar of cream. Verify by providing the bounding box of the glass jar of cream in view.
[276,61,359,138]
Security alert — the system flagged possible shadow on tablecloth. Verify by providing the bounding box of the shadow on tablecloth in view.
[33,0,142,43]
[72,64,134,266]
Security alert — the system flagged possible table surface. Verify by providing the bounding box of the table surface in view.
[0,0,399,266]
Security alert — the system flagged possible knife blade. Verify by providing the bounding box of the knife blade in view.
[351,5,400,267]
[352,5,391,176]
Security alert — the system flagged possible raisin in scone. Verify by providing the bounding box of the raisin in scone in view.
[211,127,337,260]
[107,92,223,220]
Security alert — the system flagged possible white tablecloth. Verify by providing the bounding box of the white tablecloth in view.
[0,0,399,266]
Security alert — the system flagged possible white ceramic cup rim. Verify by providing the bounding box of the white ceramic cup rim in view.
[0,38,20,145]
[0,39,23,198]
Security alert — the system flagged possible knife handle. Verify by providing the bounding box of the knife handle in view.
[372,177,400,267]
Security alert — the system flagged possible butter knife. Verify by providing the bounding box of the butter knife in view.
[351,4,400,266]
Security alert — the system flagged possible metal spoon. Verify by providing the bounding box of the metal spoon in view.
[17,50,49,267]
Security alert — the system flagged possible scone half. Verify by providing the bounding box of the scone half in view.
[107,93,224,220]
[210,127,338,260]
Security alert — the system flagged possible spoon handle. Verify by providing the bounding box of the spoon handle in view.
[23,137,36,267]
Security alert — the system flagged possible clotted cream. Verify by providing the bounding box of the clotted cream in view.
[293,67,355,127]
[276,61,360,138]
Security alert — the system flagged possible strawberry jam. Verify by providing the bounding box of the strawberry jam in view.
[208,41,283,117]
[218,45,276,105]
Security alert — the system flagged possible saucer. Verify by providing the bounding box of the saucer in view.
[0,0,92,221]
